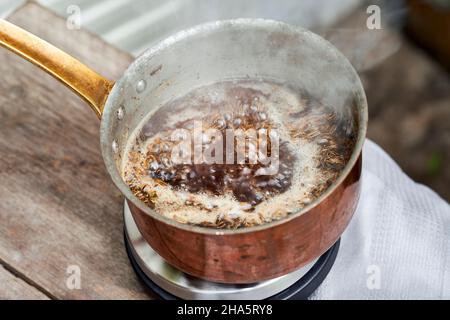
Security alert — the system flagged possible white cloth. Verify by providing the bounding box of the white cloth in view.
[310,140,450,300]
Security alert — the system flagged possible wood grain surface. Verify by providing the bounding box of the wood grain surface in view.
[0,2,151,299]
[0,265,49,300]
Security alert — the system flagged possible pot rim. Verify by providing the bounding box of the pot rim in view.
[100,18,368,236]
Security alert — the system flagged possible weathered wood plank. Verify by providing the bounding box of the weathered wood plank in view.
[0,2,151,299]
[0,264,49,300]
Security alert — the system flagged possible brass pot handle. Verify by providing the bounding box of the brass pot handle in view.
[0,19,114,118]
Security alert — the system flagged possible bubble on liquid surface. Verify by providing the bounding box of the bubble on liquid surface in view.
[112,140,119,153]
[136,79,147,93]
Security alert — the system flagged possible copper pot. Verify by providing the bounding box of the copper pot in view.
[0,19,367,284]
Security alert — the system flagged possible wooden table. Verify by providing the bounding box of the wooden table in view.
[0,2,150,299]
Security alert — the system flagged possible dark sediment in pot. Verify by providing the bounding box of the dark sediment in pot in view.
[122,80,356,229]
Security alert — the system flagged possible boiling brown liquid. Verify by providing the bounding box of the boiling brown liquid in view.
[123,80,356,228]
[145,107,296,205]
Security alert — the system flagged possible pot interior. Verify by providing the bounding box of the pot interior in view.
[100,19,367,232]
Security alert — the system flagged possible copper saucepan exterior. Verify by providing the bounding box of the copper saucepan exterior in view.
[0,19,367,284]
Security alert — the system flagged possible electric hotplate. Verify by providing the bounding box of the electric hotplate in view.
[124,201,339,300]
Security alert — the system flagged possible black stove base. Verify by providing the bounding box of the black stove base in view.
[125,232,339,300]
